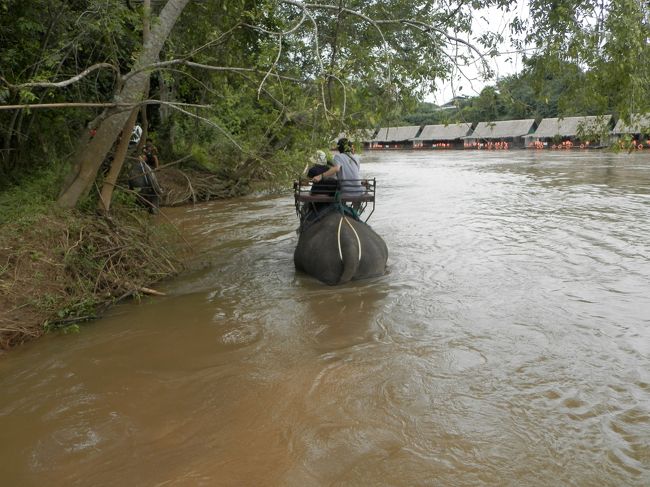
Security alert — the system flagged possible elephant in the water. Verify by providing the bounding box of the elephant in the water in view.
[128,159,162,214]
[294,211,388,285]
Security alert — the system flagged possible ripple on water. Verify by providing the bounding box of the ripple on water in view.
[219,324,261,347]
[29,409,134,472]
[604,407,650,476]
[446,346,488,372]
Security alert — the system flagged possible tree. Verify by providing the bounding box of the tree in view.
[524,0,650,118]
[57,0,191,209]
[98,0,153,213]
[0,0,140,182]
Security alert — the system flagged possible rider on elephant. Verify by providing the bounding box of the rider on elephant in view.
[311,138,363,198]
[307,150,337,197]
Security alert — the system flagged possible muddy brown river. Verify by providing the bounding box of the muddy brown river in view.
[1,151,650,486]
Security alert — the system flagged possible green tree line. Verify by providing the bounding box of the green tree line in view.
[404,60,650,127]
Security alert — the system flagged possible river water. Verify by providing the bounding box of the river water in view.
[1,151,650,486]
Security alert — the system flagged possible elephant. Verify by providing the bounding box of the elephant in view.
[128,159,162,214]
[294,209,388,285]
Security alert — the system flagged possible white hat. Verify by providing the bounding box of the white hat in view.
[315,150,327,165]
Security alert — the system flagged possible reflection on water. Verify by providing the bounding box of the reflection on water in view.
[1,151,650,486]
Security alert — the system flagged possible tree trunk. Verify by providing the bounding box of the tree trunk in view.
[138,0,152,151]
[98,0,152,213]
[57,0,190,209]
[159,74,171,124]
[97,109,139,213]
[2,106,20,174]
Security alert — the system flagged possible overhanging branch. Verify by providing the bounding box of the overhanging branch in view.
[0,100,211,111]
[2,63,120,90]
[122,60,303,83]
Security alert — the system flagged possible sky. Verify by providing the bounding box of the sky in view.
[427,2,531,105]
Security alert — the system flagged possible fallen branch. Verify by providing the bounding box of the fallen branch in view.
[140,286,166,296]
[157,154,192,170]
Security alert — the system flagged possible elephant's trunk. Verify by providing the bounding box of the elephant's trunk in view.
[338,216,361,284]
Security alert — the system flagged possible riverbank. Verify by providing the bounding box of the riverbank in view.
[0,166,248,351]
[0,207,181,349]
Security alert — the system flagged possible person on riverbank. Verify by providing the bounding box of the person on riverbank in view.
[129,138,162,214]
[311,138,363,198]
[141,138,160,169]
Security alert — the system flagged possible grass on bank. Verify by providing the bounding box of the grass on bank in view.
[0,169,183,350]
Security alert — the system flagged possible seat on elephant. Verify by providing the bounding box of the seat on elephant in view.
[294,210,388,285]
[294,177,377,223]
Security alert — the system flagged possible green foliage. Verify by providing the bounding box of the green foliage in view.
[0,164,65,224]
[46,323,82,335]
[524,0,650,118]
[0,0,140,180]
[402,0,649,126]
[111,186,139,208]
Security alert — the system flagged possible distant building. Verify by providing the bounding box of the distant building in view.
[611,113,650,144]
[464,119,537,149]
[370,126,422,149]
[409,123,472,149]
[526,115,612,148]
[437,96,469,111]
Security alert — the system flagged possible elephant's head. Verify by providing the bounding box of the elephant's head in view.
[294,211,388,285]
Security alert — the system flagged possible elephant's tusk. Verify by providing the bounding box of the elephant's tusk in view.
[337,216,363,263]
[344,217,362,261]
[337,216,344,261]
